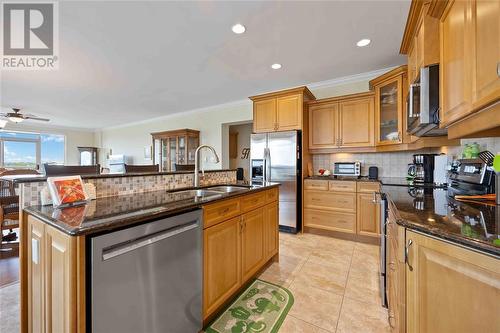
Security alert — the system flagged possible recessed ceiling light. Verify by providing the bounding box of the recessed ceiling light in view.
[271,63,282,70]
[232,23,246,34]
[356,38,371,47]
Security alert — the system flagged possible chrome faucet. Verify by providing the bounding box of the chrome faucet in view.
[194,145,220,187]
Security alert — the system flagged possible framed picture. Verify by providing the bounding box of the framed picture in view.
[47,176,89,207]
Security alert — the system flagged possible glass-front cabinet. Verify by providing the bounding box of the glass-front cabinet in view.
[151,129,200,172]
[372,67,405,146]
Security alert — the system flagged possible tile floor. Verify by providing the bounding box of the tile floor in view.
[259,232,390,333]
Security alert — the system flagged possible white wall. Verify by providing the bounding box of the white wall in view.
[3,122,96,165]
[97,68,391,169]
[229,123,252,180]
[99,101,253,169]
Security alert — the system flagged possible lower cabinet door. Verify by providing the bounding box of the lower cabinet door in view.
[241,208,265,282]
[27,216,46,333]
[356,193,380,237]
[264,202,279,261]
[203,217,242,319]
[406,231,500,333]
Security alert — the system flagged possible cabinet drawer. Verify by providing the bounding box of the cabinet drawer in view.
[266,188,279,203]
[357,182,380,193]
[241,192,267,213]
[203,198,241,228]
[329,181,356,192]
[304,179,329,191]
[304,209,356,233]
[304,191,356,213]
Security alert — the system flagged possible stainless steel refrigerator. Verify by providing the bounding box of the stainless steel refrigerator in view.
[250,131,301,233]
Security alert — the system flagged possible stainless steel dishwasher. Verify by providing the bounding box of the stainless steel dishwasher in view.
[90,209,202,333]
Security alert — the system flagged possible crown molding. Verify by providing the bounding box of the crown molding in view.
[100,98,252,131]
[307,66,399,90]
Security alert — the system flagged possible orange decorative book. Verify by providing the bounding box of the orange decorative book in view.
[47,176,89,207]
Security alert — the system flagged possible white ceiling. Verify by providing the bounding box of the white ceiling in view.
[1,0,410,129]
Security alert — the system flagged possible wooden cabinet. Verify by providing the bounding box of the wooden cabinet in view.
[276,94,302,131]
[308,92,375,150]
[151,129,200,172]
[470,0,500,110]
[203,217,242,318]
[371,67,406,146]
[264,203,279,261]
[309,103,338,148]
[250,87,315,133]
[356,182,381,238]
[241,208,265,281]
[26,215,83,333]
[253,99,277,133]
[202,188,279,321]
[304,180,380,239]
[440,0,472,127]
[338,97,375,147]
[356,193,380,237]
[405,230,500,333]
[386,216,406,333]
[439,0,500,131]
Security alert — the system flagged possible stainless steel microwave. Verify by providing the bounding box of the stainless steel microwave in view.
[333,162,361,177]
[407,64,447,137]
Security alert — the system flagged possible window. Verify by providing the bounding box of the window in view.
[0,131,65,169]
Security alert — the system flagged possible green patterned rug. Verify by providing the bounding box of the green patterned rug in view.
[206,279,294,333]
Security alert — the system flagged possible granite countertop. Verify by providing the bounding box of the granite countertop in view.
[2,169,237,184]
[23,182,279,236]
[383,185,499,257]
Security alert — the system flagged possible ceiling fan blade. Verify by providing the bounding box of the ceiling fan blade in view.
[24,116,50,122]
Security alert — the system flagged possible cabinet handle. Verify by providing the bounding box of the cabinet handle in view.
[389,261,396,271]
[497,62,500,78]
[405,239,413,271]
[388,312,396,328]
[220,207,230,215]
[372,192,378,203]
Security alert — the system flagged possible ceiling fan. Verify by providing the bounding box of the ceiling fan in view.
[0,108,50,123]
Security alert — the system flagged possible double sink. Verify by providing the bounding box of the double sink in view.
[168,185,252,201]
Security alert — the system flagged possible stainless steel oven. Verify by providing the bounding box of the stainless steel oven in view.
[407,64,446,137]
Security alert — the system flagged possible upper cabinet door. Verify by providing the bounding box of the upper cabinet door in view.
[339,97,375,147]
[440,0,472,127]
[276,94,302,131]
[376,77,403,145]
[309,103,338,149]
[253,99,277,133]
[471,0,500,110]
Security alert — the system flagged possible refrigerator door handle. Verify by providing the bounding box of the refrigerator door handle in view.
[263,148,271,183]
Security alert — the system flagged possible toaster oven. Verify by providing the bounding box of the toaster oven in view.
[333,162,361,177]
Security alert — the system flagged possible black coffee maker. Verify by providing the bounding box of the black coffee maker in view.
[412,154,438,184]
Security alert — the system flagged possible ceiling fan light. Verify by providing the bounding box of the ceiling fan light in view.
[8,116,24,123]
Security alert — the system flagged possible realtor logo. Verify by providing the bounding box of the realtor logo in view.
[1,2,59,70]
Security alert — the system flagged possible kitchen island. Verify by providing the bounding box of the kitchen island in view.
[21,182,279,332]
[382,185,499,333]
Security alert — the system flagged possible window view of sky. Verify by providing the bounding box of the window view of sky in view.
[1,131,65,168]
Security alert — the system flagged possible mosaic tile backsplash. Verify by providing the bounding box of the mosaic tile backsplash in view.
[312,137,500,178]
[20,170,236,207]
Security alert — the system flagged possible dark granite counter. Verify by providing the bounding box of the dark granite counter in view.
[2,169,237,184]
[23,182,279,236]
[383,185,499,257]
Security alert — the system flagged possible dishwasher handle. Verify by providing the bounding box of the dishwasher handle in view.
[102,221,199,261]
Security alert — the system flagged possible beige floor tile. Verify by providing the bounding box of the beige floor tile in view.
[279,241,313,259]
[279,315,331,333]
[259,254,306,287]
[348,259,380,281]
[292,260,348,295]
[308,249,352,269]
[336,297,390,333]
[344,273,381,306]
[351,249,379,270]
[288,282,343,332]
